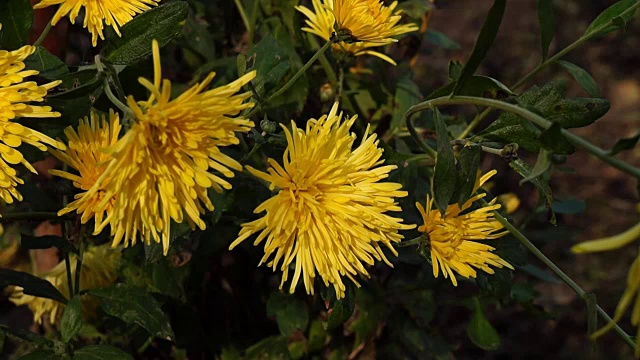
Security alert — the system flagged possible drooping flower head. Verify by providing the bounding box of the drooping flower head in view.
[296,0,418,65]
[416,170,513,286]
[9,244,121,324]
[81,40,256,255]
[33,0,160,46]
[0,30,65,203]
[572,221,640,357]
[229,103,414,299]
[49,111,122,234]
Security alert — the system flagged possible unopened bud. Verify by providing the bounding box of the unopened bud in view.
[320,83,334,102]
[260,119,277,134]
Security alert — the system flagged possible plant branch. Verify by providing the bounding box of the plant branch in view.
[33,19,53,47]
[405,109,440,159]
[233,0,251,39]
[64,253,74,297]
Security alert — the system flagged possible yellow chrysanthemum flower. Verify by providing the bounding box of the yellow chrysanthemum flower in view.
[296,0,418,65]
[49,111,122,234]
[0,34,65,204]
[416,170,513,286]
[33,0,160,47]
[572,221,640,357]
[229,102,414,299]
[9,244,121,324]
[80,40,255,255]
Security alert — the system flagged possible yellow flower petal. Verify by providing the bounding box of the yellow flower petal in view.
[571,222,640,254]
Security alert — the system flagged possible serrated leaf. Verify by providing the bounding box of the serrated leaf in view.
[74,345,133,360]
[23,47,69,80]
[103,2,189,65]
[88,285,174,340]
[20,235,78,254]
[433,108,456,214]
[556,60,601,98]
[467,298,500,350]
[537,0,555,60]
[584,0,637,37]
[0,0,32,50]
[452,0,506,96]
[608,132,640,155]
[61,295,83,343]
[0,268,67,304]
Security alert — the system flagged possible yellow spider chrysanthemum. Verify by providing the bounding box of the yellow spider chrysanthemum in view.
[296,0,418,65]
[49,111,122,234]
[572,221,640,357]
[9,244,121,324]
[0,33,65,204]
[229,102,414,299]
[416,170,513,286]
[81,40,255,255]
[33,0,160,47]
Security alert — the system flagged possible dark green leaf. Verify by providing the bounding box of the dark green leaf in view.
[43,70,106,128]
[585,293,598,337]
[608,132,640,155]
[556,60,601,98]
[397,0,434,19]
[539,122,574,153]
[552,198,586,214]
[0,0,32,50]
[428,76,513,100]
[247,35,291,97]
[476,267,512,302]
[181,11,216,61]
[324,296,355,331]
[144,221,191,263]
[509,158,555,224]
[0,268,67,304]
[244,336,290,360]
[448,60,463,82]
[452,0,506,96]
[467,298,500,350]
[103,2,189,65]
[476,115,541,153]
[20,235,78,254]
[23,47,69,80]
[61,295,83,343]
[433,108,456,214]
[518,264,561,284]
[547,98,610,129]
[391,75,422,132]
[307,321,327,352]
[88,285,174,340]
[454,145,482,206]
[74,345,133,360]
[0,324,51,346]
[584,0,637,37]
[511,282,539,303]
[519,149,552,185]
[424,30,460,50]
[266,293,309,336]
[537,0,555,60]
[17,350,59,360]
[237,54,247,78]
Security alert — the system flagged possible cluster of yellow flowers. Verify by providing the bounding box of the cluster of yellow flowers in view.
[5,0,514,327]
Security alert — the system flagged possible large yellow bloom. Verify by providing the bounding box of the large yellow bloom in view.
[572,221,640,357]
[9,244,121,324]
[33,0,160,46]
[0,34,65,204]
[81,40,255,255]
[49,111,121,234]
[296,0,418,65]
[416,170,513,286]
[229,103,414,299]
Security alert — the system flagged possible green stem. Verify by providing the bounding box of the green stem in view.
[74,247,83,296]
[0,212,73,222]
[457,108,493,140]
[406,96,640,178]
[248,0,260,47]
[103,63,128,102]
[396,235,427,248]
[405,111,438,159]
[308,34,338,88]
[103,78,134,120]
[33,20,53,47]
[63,253,74,297]
[241,143,262,164]
[481,198,636,350]
[233,0,251,38]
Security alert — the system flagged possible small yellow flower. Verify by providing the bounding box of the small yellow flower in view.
[33,0,160,47]
[9,244,121,324]
[82,40,256,255]
[0,33,65,204]
[49,111,122,234]
[416,170,513,286]
[296,0,418,65]
[229,102,414,299]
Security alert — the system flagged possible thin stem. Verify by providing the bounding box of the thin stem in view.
[481,198,636,349]
[233,0,251,38]
[406,96,640,178]
[63,253,74,297]
[457,108,493,140]
[74,246,83,296]
[0,212,74,222]
[395,235,427,248]
[241,143,262,164]
[308,34,338,88]
[248,0,260,47]
[103,63,127,102]
[338,66,345,99]
[33,20,53,47]
[405,111,438,159]
[103,78,134,120]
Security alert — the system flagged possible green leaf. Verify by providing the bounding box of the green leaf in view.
[428,75,513,100]
[537,0,555,60]
[608,132,640,155]
[585,293,598,337]
[324,296,355,331]
[0,0,33,50]
[424,30,460,50]
[307,320,327,353]
[74,345,133,360]
[467,298,500,351]
[23,47,69,80]
[452,0,506,96]
[539,122,574,153]
[509,158,555,224]
[20,235,78,254]
[551,198,586,214]
[448,60,463,82]
[584,0,638,37]
[247,35,291,98]
[88,285,174,340]
[0,268,67,304]
[556,60,601,98]
[61,295,83,343]
[43,70,106,129]
[144,221,191,263]
[476,267,512,302]
[181,11,216,61]
[546,98,610,129]
[17,350,59,360]
[433,108,456,214]
[391,75,422,132]
[103,2,189,65]
[0,324,51,346]
[244,336,290,360]
[454,145,482,206]
[267,293,309,336]
[519,148,552,185]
